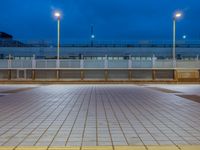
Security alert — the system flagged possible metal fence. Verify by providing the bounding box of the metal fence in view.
[0,59,199,69]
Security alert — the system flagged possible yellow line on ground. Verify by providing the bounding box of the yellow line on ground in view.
[179,145,200,150]
[0,146,15,150]
[147,146,179,150]
[0,145,200,150]
[48,147,80,150]
[82,146,113,150]
[15,146,48,150]
[114,146,146,150]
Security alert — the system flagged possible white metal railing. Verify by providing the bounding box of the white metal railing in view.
[0,59,199,69]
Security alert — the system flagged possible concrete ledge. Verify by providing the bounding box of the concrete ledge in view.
[1,68,199,83]
[1,80,200,84]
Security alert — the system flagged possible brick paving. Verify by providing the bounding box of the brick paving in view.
[0,84,200,147]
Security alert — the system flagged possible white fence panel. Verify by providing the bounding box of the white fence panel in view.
[154,60,173,68]
[84,60,104,68]
[60,60,80,68]
[0,60,8,68]
[108,60,128,68]
[132,61,152,68]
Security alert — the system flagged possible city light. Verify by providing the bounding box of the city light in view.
[182,35,187,39]
[54,12,61,18]
[91,34,95,39]
[174,12,182,19]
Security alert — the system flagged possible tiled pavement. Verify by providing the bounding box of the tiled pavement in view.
[0,84,200,149]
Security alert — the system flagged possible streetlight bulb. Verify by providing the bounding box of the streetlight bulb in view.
[91,35,95,39]
[175,12,182,18]
[54,12,61,18]
[182,35,187,39]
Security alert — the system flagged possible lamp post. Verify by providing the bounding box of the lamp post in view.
[173,12,182,68]
[54,12,61,68]
[91,25,95,47]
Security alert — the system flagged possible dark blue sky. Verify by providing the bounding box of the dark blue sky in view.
[0,0,200,42]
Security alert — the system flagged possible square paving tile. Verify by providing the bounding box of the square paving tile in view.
[0,84,200,147]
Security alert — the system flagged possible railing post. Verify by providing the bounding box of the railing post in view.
[152,54,156,68]
[8,54,11,69]
[80,70,84,80]
[45,60,47,68]
[32,70,35,80]
[56,70,60,80]
[104,55,108,69]
[32,55,36,68]
[56,59,60,68]
[128,55,132,68]
[174,69,178,81]
[173,59,177,68]
[80,55,84,68]
[17,70,19,79]
[8,70,11,80]
[152,69,156,80]
[105,70,108,81]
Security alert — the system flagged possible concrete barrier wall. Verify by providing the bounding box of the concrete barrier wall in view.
[84,70,105,80]
[131,70,153,79]
[60,70,81,79]
[1,69,199,83]
[177,69,199,82]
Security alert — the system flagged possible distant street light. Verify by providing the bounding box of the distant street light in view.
[91,25,95,46]
[182,35,187,39]
[54,11,61,67]
[173,12,182,67]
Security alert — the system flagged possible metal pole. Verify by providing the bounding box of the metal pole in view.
[57,17,60,67]
[173,18,176,68]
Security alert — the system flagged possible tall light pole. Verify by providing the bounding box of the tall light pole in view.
[91,25,95,47]
[173,12,182,68]
[54,12,61,67]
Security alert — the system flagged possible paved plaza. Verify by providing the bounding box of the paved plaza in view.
[0,84,200,150]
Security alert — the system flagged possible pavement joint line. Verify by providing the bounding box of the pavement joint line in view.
[101,91,115,149]
[105,89,129,146]
[124,89,197,145]
[0,145,200,150]
[8,88,74,147]
[107,90,149,150]
[48,87,84,147]
[64,88,88,146]
[80,87,93,149]
[10,88,74,147]
[1,85,200,149]
[33,89,77,146]
[119,88,160,146]
[2,94,69,146]
[123,93,183,146]
[149,95,200,143]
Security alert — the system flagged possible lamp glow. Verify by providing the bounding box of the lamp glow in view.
[182,35,187,39]
[54,12,61,18]
[175,12,182,18]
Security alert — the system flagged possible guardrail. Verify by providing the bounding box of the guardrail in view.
[0,59,199,82]
[0,59,199,69]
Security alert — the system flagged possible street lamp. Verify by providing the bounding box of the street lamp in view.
[54,11,61,67]
[173,12,182,67]
[90,25,95,46]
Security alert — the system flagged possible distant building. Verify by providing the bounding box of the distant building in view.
[0,32,24,47]
[0,32,13,39]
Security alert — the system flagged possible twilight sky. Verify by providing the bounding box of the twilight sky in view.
[0,0,200,42]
